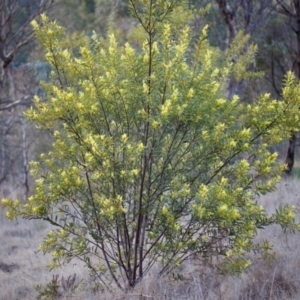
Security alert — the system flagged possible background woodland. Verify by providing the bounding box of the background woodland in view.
[1,1,300,299]
[1,0,300,198]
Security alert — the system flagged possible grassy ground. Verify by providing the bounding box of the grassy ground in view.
[1,177,300,299]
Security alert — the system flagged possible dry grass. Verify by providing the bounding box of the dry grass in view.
[1,177,300,299]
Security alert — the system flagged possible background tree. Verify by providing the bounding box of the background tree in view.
[210,0,274,99]
[0,0,54,83]
[3,0,300,291]
[52,0,131,37]
[272,0,300,174]
[0,0,54,198]
[191,1,300,173]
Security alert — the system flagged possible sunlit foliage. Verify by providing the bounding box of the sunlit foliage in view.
[3,0,300,291]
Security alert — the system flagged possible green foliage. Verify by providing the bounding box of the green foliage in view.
[36,275,61,300]
[83,0,96,13]
[3,0,300,291]
[290,167,300,179]
[35,274,79,299]
[54,0,130,37]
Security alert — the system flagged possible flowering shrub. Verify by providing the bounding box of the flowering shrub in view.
[3,0,300,290]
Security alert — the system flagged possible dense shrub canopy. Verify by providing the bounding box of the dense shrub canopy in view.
[3,0,300,291]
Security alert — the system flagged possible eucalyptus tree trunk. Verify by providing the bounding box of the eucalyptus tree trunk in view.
[0,0,54,106]
[215,0,239,99]
[275,0,300,174]
[0,0,54,193]
[214,0,271,99]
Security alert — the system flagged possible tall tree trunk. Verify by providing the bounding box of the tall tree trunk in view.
[284,0,300,174]
[215,0,239,99]
[286,134,296,174]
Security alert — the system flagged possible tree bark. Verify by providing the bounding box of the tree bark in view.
[215,0,271,99]
[284,0,300,174]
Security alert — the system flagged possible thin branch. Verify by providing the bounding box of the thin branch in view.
[0,96,31,110]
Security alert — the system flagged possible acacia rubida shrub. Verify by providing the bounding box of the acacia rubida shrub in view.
[3,0,300,291]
